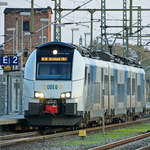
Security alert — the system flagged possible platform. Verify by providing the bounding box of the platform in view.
[0,114,25,125]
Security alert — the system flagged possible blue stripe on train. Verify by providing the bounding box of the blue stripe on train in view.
[89,59,97,83]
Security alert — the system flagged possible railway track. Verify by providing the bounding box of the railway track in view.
[89,131,150,150]
[137,145,150,150]
[0,131,39,140]
[0,117,150,148]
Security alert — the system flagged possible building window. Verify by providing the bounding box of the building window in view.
[24,48,28,57]
[23,21,30,31]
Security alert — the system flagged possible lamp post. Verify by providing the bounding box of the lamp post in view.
[7,28,16,54]
[19,12,30,114]
[40,18,50,44]
[0,2,7,50]
[71,28,79,44]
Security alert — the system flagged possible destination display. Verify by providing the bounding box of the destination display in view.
[41,57,68,62]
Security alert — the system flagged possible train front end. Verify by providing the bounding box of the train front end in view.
[24,42,85,126]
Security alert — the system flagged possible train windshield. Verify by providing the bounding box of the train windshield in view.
[37,62,72,80]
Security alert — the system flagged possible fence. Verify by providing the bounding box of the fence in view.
[0,71,22,115]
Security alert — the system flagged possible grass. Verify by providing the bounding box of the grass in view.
[48,122,150,146]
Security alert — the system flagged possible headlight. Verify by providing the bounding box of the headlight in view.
[34,91,45,99]
[60,92,71,99]
[60,93,66,99]
[66,92,71,98]
[53,49,58,55]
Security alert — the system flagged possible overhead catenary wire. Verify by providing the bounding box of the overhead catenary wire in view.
[1,0,94,46]
[56,20,101,28]
[107,22,138,40]
[59,19,138,25]
[105,22,150,53]
[35,0,94,33]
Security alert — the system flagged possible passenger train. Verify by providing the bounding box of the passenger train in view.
[24,41,146,127]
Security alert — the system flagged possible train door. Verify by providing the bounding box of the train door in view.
[83,65,90,112]
[127,71,131,113]
[84,64,101,118]
[94,66,102,117]
[124,69,128,114]
[101,67,104,117]
[135,73,145,113]
[103,67,109,115]
[113,68,118,115]
[146,78,150,109]
[98,67,102,117]
[116,69,126,115]
[91,65,101,118]
[87,65,94,115]
[109,67,115,114]
[135,73,138,113]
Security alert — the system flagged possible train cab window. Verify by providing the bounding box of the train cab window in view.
[37,62,72,80]
[38,65,49,76]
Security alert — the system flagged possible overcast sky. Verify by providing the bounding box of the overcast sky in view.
[0,0,150,47]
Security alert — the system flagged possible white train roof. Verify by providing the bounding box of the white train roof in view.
[83,56,145,74]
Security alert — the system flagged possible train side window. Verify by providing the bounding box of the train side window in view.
[88,73,90,84]
[84,66,88,84]
[137,85,142,101]
[127,78,131,95]
[104,75,108,95]
[91,66,94,82]
[101,68,104,82]
[111,76,115,95]
[132,78,135,95]
[118,84,124,102]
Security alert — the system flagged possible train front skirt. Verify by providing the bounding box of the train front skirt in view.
[24,102,82,126]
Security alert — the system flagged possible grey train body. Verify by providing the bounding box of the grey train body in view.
[24,41,146,127]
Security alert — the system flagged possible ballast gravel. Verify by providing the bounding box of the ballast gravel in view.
[1,132,150,150]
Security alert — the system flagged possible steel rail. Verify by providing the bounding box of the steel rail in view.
[89,132,150,150]
[0,131,39,140]
[136,145,150,150]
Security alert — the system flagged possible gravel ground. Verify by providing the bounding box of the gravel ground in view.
[1,123,150,150]
[2,133,150,150]
[0,134,96,150]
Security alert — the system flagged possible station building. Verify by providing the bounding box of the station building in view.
[0,7,52,115]
[3,7,52,65]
